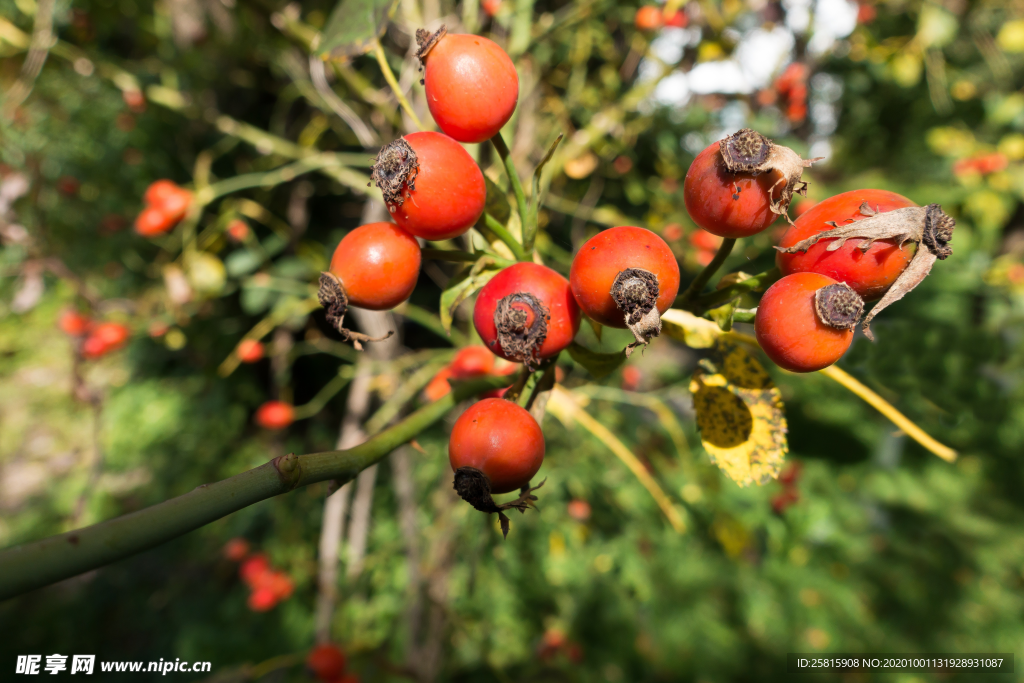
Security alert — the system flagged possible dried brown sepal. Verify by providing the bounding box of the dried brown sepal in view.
[814,283,863,331]
[719,128,822,222]
[317,272,394,350]
[453,466,545,539]
[370,138,419,211]
[415,25,447,63]
[775,202,956,340]
[610,267,662,357]
[494,292,549,370]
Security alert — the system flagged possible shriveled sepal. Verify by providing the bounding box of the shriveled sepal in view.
[719,129,822,221]
[610,268,662,357]
[317,272,394,350]
[415,25,447,63]
[775,202,956,340]
[814,283,864,331]
[453,466,545,539]
[494,292,550,370]
[370,138,419,211]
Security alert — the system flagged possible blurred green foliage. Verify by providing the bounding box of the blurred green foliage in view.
[2,0,1024,680]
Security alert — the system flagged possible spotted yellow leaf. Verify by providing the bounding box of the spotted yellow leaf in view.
[689,341,787,486]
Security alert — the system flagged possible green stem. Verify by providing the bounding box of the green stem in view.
[291,367,355,419]
[372,39,424,132]
[732,309,756,323]
[490,133,530,256]
[524,359,557,411]
[483,213,528,262]
[397,304,467,346]
[0,375,510,601]
[421,248,513,267]
[675,238,737,308]
[691,267,780,313]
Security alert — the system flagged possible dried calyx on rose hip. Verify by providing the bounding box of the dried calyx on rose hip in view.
[494,293,550,369]
[775,202,955,340]
[719,128,821,220]
[449,398,546,538]
[369,138,418,210]
[569,227,680,357]
[370,132,486,240]
[474,263,581,370]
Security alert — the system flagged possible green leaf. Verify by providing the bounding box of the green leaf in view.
[583,314,603,342]
[317,0,400,59]
[439,257,503,335]
[481,174,511,226]
[566,341,626,379]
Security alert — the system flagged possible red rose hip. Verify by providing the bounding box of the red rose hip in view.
[474,262,580,368]
[775,189,917,301]
[328,222,421,310]
[417,26,519,143]
[755,272,863,373]
[569,226,680,348]
[306,644,346,682]
[371,132,485,241]
[449,398,545,494]
[684,129,817,238]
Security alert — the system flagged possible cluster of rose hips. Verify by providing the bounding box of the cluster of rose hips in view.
[223,538,295,612]
[305,643,358,683]
[134,180,192,238]
[683,128,955,372]
[59,309,131,359]
[312,22,956,521]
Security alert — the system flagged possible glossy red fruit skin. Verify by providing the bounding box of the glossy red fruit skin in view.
[683,141,785,238]
[450,346,495,378]
[391,132,486,241]
[775,189,917,301]
[135,206,176,237]
[306,644,346,682]
[423,34,518,143]
[569,226,680,328]
[473,262,581,362]
[255,401,294,430]
[329,222,421,310]
[448,398,544,494]
[755,272,853,373]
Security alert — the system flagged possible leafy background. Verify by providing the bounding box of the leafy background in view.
[2,0,1024,680]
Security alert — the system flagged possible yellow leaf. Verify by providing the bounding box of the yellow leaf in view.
[689,341,788,486]
[660,308,722,349]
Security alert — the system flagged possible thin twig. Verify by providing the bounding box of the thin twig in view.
[373,38,424,132]
[309,55,380,147]
[675,238,736,307]
[490,133,530,253]
[819,365,957,463]
[2,0,55,117]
